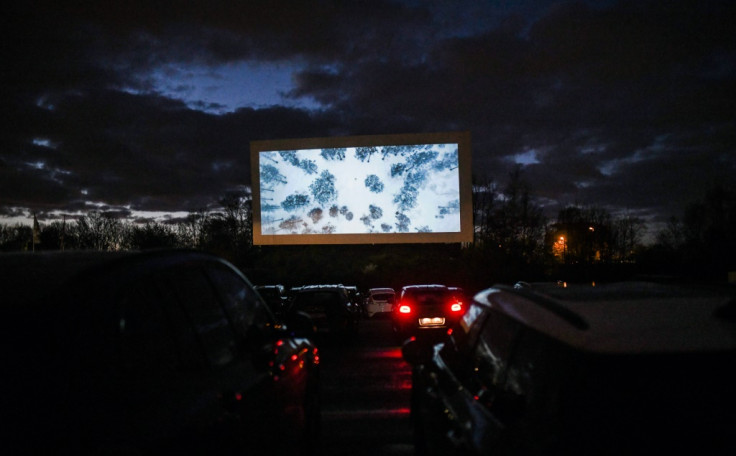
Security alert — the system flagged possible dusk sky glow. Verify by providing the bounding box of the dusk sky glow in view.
[2,0,735,242]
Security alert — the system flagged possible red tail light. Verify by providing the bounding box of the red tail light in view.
[450,301,463,312]
[398,298,413,315]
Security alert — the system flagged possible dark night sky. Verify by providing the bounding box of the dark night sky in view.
[2,0,735,241]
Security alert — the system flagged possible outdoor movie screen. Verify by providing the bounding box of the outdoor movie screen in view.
[250,131,472,245]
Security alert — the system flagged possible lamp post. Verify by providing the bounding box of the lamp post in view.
[559,235,566,264]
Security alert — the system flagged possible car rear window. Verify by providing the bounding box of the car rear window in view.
[371,293,394,302]
[405,289,451,305]
[164,266,237,367]
[208,265,274,338]
[294,291,344,312]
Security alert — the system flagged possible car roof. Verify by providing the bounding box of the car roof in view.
[255,284,284,290]
[0,250,136,304]
[369,287,394,293]
[475,281,736,354]
[0,249,245,305]
[401,284,448,292]
[293,284,347,292]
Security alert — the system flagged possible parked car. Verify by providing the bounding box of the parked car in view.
[287,284,360,340]
[391,284,465,343]
[255,284,289,317]
[344,285,366,319]
[365,287,396,318]
[1,250,320,455]
[403,281,736,455]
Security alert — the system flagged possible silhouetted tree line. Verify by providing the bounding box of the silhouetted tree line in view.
[3,178,734,290]
[0,191,253,265]
[639,185,736,281]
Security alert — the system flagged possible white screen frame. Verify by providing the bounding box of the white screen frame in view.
[250,131,472,245]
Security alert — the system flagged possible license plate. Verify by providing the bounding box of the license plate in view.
[419,317,445,326]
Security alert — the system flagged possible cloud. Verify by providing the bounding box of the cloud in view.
[2,0,735,236]
[1,84,339,214]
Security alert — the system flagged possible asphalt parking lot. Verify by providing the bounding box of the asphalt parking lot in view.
[318,318,414,455]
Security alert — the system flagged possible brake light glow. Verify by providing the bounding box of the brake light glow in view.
[399,305,412,314]
[450,302,463,312]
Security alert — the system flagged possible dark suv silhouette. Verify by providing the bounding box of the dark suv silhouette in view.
[287,284,360,340]
[403,281,736,455]
[255,284,289,317]
[2,250,320,455]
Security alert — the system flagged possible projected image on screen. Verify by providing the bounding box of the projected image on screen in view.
[251,132,472,245]
[259,143,460,235]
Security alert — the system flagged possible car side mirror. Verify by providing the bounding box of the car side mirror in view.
[401,336,434,366]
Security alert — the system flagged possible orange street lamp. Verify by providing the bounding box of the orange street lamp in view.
[558,235,567,263]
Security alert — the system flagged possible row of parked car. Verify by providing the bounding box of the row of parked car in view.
[3,248,734,454]
[253,283,398,341]
[254,283,393,320]
[254,283,469,344]
[254,277,736,454]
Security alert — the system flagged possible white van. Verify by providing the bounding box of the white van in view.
[365,287,395,318]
